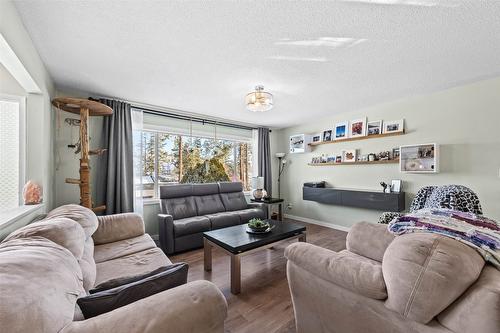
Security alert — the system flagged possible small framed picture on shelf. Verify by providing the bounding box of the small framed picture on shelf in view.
[312,133,322,143]
[367,120,382,135]
[342,149,357,163]
[391,179,402,193]
[350,118,366,137]
[383,119,404,134]
[335,155,342,163]
[334,121,349,140]
[392,147,400,159]
[322,130,332,142]
[327,156,336,163]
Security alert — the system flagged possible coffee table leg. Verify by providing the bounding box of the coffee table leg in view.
[299,232,307,242]
[230,254,241,294]
[204,238,212,271]
[278,203,283,221]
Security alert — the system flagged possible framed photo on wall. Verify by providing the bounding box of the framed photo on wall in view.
[334,121,349,140]
[312,133,322,143]
[350,118,366,137]
[322,130,332,142]
[367,120,382,135]
[399,143,439,173]
[383,119,404,134]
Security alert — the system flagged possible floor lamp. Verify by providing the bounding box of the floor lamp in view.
[276,152,287,199]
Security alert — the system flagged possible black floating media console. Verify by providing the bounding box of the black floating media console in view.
[303,187,405,212]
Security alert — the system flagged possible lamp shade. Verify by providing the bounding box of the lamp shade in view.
[252,176,264,189]
[246,85,273,112]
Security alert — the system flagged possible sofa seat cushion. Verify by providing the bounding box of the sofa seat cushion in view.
[95,247,172,287]
[94,234,156,264]
[206,212,240,230]
[173,216,210,237]
[0,237,85,333]
[237,208,266,223]
[383,233,485,324]
[46,204,98,239]
[3,217,86,259]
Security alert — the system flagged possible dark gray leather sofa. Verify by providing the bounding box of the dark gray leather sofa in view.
[158,182,267,254]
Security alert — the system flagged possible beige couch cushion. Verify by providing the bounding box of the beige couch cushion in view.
[346,222,395,262]
[46,204,98,239]
[0,237,85,333]
[2,218,86,259]
[92,213,145,245]
[94,234,156,264]
[285,243,387,299]
[79,238,96,293]
[437,265,500,333]
[383,233,485,323]
[95,247,172,287]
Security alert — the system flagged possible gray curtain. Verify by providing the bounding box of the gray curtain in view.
[94,99,134,214]
[258,127,272,197]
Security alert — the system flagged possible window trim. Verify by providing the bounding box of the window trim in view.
[0,93,26,208]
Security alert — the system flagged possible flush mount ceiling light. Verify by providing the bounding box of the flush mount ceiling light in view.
[246,85,273,112]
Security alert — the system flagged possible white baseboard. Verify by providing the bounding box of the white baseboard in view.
[284,214,351,232]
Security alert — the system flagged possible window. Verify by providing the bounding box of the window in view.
[138,130,253,199]
[0,95,25,212]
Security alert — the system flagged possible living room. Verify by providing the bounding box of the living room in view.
[0,1,499,333]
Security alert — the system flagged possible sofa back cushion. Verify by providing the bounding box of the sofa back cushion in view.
[193,183,225,215]
[46,204,98,239]
[437,265,500,333]
[160,184,197,220]
[0,237,85,333]
[219,182,247,211]
[382,233,484,324]
[3,218,86,259]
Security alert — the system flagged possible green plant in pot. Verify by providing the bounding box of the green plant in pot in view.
[247,218,270,232]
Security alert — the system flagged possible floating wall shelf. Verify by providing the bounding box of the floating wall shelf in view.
[309,131,404,147]
[308,159,399,166]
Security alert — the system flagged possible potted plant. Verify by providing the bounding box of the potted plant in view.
[247,218,270,233]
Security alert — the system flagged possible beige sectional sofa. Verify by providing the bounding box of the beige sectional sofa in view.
[285,222,500,333]
[0,204,227,333]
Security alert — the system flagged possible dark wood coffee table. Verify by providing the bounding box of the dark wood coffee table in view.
[203,220,306,294]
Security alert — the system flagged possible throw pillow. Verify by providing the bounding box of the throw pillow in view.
[77,262,188,318]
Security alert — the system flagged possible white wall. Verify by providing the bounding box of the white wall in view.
[0,1,55,238]
[277,77,500,229]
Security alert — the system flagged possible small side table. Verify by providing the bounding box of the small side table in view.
[250,198,284,221]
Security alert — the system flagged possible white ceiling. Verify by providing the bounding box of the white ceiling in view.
[13,0,500,128]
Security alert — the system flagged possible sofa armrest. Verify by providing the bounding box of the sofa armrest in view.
[62,280,227,333]
[285,242,387,299]
[346,222,395,262]
[158,214,175,255]
[247,202,268,218]
[92,213,145,245]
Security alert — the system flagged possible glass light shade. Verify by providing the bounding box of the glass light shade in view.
[252,176,264,189]
[275,152,286,158]
[246,86,273,112]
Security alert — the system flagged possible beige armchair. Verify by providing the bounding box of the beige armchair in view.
[285,222,500,333]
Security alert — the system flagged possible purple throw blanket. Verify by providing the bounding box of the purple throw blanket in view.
[388,209,500,269]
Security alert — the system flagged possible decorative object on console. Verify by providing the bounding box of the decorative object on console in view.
[304,181,326,188]
[276,152,287,199]
[322,130,332,142]
[312,133,322,143]
[342,149,357,163]
[380,182,389,193]
[400,143,439,173]
[391,179,402,193]
[350,117,366,137]
[289,134,311,153]
[23,180,43,205]
[383,119,404,134]
[367,120,382,135]
[251,176,267,201]
[334,121,349,140]
[246,85,273,112]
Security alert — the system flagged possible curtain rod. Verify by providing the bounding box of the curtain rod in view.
[132,106,264,132]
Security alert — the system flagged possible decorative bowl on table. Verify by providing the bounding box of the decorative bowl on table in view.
[247,218,272,234]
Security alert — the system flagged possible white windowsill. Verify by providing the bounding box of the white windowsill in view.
[142,191,253,206]
[0,204,45,228]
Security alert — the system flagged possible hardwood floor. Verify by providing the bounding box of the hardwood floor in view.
[170,220,347,333]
